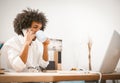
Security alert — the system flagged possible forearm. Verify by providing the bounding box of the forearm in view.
[43,45,48,61]
[20,42,29,64]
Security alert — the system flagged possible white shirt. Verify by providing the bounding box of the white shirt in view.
[1,35,49,72]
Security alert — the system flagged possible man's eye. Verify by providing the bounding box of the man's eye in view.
[33,26,38,28]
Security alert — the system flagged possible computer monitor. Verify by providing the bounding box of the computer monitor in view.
[99,30,120,73]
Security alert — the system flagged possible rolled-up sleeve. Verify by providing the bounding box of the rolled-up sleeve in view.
[8,48,26,72]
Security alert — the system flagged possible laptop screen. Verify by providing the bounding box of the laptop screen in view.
[99,30,120,73]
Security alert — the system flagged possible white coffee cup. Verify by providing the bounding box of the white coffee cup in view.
[36,30,47,42]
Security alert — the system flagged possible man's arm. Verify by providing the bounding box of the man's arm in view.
[42,38,50,61]
[20,30,35,63]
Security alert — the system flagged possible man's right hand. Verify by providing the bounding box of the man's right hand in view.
[25,29,36,45]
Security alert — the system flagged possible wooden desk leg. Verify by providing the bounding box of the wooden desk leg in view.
[112,80,116,83]
[101,80,106,83]
[100,80,116,83]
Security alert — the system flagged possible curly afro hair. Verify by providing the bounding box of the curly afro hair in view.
[13,8,48,35]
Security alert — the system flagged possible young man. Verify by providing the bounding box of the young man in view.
[1,8,49,72]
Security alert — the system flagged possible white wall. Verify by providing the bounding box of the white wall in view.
[0,0,120,73]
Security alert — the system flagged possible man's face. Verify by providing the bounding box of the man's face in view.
[30,21,42,34]
[30,21,42,41]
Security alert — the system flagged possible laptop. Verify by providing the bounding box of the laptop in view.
[99,30,120,74]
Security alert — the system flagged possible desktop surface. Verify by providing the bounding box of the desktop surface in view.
[0,70,120,82]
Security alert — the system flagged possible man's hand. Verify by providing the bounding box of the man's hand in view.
[43,38,50,47]
[25,29,36,45]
